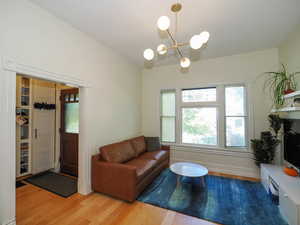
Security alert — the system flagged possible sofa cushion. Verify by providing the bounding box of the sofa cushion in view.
[100,141,136,163]
[145,137,161,152]
[130,136,146,156]
[125,158,156,182]
[139,150,169,164]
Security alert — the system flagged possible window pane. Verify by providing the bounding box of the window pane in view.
[65,94,69,102]
[65,103,79,133]
[182,88,216,102]
[182,107,217,145]
[225,86,245,116]
[162,92,175,116]
[161,117,175,142]
[70,94,75,102]
[226,117,246,147]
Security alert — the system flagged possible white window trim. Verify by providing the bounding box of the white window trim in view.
[160,82,253,152]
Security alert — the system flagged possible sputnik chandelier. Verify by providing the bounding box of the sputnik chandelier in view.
[143,2,210,68]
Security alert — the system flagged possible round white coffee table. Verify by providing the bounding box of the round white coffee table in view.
[170,162,208,187]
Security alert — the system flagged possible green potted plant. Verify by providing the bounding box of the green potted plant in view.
[263,64,300,108]
[268,114,282,138]
[251,114,282,166]
[251,131,280,166]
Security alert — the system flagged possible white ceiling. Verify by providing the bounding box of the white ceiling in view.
[30,0,300,67]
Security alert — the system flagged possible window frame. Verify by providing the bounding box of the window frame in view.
[224,84,249,149]
[160,89,176,143]
[160,83,250,151]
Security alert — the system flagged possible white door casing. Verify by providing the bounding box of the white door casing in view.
[1,56,91,225]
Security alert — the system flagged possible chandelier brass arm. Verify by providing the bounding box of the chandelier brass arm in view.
[166,29,183,58]
[166,43,189,50]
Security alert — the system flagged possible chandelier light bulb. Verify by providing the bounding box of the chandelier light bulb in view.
[190,35,204,50]
[180,57,191,68]
[199,31,210,44]
[157,16,170,31]
[157,44,168,55]
[143,48,154,61]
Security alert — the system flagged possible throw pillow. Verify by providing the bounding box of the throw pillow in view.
[145,137,161,152]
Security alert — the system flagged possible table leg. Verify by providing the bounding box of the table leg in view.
[176,175,181,188]
[201,176,206,187]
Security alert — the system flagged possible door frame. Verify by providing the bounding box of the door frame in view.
[0,56,91,225]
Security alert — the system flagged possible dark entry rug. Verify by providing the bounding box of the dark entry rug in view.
[16,181,26,188]
[25,171,77,198]
[138,169,287,225]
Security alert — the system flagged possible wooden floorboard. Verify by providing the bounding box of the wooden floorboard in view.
[16,184,217,225]
[17,172,257,225]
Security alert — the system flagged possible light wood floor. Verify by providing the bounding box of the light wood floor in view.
[16,173,259,225]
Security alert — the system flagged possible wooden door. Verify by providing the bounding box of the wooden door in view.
[60,89,79,177]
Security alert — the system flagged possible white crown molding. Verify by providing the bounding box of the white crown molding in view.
[2,57,91,87]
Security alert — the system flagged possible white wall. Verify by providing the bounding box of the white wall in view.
[0,0,142,144]
[0,0,141,224]
[142,48,279,178]
[279,25,300,74]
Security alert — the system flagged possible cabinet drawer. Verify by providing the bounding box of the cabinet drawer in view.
[279,188,298,225]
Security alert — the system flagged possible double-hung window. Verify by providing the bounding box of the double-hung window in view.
[160,85,248,150]
[160,90,176,142]
[225,86,247,147]
[181,88,218,146]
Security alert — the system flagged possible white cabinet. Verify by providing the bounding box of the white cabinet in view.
[261,164,300,225]
[280,188,299,225]
[261,165,269,191]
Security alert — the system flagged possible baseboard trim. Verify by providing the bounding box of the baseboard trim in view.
[3,219,16,225]
[171,158,260,178]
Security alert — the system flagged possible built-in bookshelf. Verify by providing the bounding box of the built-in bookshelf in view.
[16,76,32,177]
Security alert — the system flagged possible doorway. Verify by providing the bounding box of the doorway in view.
[15,75,79,197]
[60,88,79,177]
[1,59,89,225]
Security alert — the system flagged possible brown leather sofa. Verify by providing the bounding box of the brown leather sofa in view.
[91,136,170,202]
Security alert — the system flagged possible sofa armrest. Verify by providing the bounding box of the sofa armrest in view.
[91,156,138,202]
[161,145,170,151]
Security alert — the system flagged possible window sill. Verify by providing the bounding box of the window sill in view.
[163,143,253,158]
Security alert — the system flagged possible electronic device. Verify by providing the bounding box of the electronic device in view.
[283,119,300,170]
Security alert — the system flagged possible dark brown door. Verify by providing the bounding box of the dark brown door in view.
[60,88,79,177]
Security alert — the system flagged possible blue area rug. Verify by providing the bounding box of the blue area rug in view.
[138,169,287,225]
